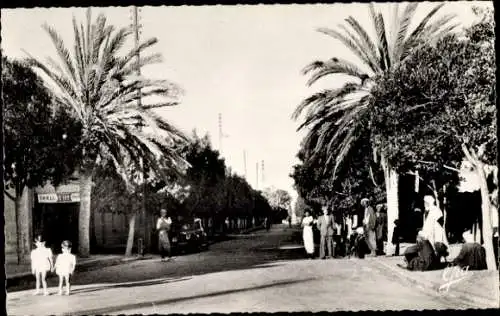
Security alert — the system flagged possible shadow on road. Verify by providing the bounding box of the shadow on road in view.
[76,278,314,315]
[7,226,308,293]
[69,276,193,295]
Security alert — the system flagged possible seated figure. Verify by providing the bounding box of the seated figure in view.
[452,231,487,270]
[402,232,441,271]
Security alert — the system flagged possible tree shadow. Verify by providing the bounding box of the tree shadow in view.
[76,278,314,315]
[69,276,192,295]
[8,227,310,292]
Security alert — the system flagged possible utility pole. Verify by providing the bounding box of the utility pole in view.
[132,6,147,256]
[218,113,223,155]
[261,160,265,188]
[256,162,259,190]
[243,150,247,180]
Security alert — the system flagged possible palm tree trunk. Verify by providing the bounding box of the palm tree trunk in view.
[15,185,31,264]
[78,173,93,257]
[125,213,137,256]
[381,153,399,256]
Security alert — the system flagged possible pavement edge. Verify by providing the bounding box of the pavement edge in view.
[374,259,498,309]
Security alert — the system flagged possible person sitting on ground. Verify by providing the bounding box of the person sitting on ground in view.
[401,231,444,271]
[451,230,487,270]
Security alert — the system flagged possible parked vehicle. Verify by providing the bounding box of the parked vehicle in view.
[171,218,209,254]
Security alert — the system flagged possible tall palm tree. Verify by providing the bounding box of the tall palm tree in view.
[25,9,190,257]
[292,3,458,253]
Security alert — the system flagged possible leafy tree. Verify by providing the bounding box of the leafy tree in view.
[291,3,458,253]
[25,9,189,256]
[370,7,496,269]
[291,136,385,216]
[3,56,81,263]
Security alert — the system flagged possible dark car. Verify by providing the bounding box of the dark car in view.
[171,218,209,254]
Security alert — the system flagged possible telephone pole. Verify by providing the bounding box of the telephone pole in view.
[243,150,247,179]
[261,160,265,188]
[256,162,259,190]
[218,113,223,155]
[132,6,147,255]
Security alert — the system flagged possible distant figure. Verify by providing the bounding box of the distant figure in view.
[54,240,76,295]
[361,198,376,256]
[375,204,387,256]
[301,210,315,259]
[421,195,448,250]
[452,231,487,270]
[156,208,173,261]
[349,227,371,259]
[224,217,230,233]
[392,219,401,256]
[266,216,271,231]
[30,235,53,296]
[288,216,292,228]
[317,206,336,259]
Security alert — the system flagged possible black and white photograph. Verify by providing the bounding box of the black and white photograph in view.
[2,1,499,315]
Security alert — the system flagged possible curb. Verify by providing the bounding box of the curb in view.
[6,255,152,287]
[375,259,497,308]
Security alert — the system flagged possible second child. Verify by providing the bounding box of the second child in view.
[54,240,77,295]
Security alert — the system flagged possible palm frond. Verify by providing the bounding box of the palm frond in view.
[41,23,79,90]
[317,27,377,73]
[392,3,419,62]
[408,3,446,40]
[306,57,368,86]
[344,17,381,72]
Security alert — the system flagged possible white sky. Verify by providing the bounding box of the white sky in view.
[1,2,491,202]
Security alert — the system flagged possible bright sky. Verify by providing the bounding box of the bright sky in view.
[1,2,490,202]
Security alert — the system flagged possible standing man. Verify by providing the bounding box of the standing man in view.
[317,206,336,259]
[156,208,173,262]
[375,204,387,256]
[361,198,376,256]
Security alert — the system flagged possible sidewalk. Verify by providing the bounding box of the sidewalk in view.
[6,226,265,285]
[6,254,151,286]
[372,255,499,308]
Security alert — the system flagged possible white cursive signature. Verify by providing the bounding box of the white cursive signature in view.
[438,265,471,294]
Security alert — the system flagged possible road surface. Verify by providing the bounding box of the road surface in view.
[7,225,473,315]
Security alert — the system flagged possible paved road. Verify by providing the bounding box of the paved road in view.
[7,225,473,315]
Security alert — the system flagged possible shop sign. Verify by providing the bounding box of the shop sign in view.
[38,193,58,203]
[38,192,80,203]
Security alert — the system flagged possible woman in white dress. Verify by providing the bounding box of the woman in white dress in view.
[301,210,315,258]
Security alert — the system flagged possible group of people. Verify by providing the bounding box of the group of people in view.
[300,198,389,260]
[30,235,77,296]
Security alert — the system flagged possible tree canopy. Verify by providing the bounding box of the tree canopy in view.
[3,56,81,196]
[370,6,495,177]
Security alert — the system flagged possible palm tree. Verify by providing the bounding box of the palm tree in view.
[25,9,190,257]
[292,3,458,253]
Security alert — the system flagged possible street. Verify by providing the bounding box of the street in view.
[7,225,474,315]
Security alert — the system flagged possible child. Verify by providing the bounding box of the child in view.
[54,240,77,295]
[30,235,53,296]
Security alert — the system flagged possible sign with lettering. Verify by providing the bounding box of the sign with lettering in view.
[37,192,80,203]
[38,193,58,203]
